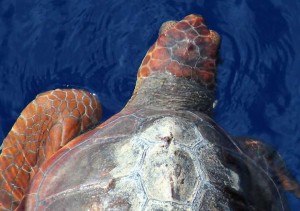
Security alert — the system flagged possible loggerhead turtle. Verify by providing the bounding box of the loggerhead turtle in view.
[1,14,300,210]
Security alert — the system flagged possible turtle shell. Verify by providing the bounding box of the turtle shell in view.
[20,109,286,210]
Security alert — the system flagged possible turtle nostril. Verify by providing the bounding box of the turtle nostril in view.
[187,44,195,52]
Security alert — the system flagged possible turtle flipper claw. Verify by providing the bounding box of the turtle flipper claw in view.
[0,89,102,210]
[235,137,300,198]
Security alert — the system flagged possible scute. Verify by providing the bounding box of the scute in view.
[192,186,231,210]
[145,200,190,211]
[95,115,141,139]
[109,137,146,178]
[193,143,239,190]
[140,116,201,147]
[141,143,199,203]
[20,110,289,210]
[35,136,146,200]
[42,177,146,210]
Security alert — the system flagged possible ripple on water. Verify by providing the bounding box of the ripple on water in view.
[0,0,300,209]
[211,0,300,209]
[0,0,208,138]
[214,0,295,136]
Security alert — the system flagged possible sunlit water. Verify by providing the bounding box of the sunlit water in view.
[0,0,299,209]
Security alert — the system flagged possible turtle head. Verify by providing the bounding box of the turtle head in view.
[137,14,220,90]
[130,15,220,114]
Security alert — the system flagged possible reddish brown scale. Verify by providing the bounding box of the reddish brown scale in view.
[166,61,183,76]
[149,59,170,72]
[156,34,175,47]
[152,47,170,60]
[198,26,211,36]
[194,36,211,46]
[137,14,220,89]
[139,66,150,77]
[170,29,186,40]
[0,89,102,210]
[166,28,186,40]
[175,21,190,31]
[181,66,194,77]
[172,41,199,65]
[203,45,219,59]
[196,59,216,70]
[184,14,205,26]
[142,55,151,65]
[185,29,199,40]
[197,71,215,83]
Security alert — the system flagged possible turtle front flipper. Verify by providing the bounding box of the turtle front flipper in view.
[235,137,300,198]
[0,89,102,210]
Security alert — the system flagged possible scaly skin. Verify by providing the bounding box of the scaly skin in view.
[128,14,220,115]
[0,89,102,210]
[136,15,220,88]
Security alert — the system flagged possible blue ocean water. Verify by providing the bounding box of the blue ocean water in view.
[0,0,299,209]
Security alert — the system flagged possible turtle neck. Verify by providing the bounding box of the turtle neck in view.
[125,14,219,116]
[125,72,215,116]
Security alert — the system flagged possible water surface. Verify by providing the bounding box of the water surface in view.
[0,0,299,209]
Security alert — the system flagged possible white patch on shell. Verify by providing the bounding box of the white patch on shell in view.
[229,169,240,192]
[83,116,243,210]
[140,116,201,147]
[104,177,146,209]
[213,100,218,108]
[110,138,144,178]
[145,199,191,210]
[140,142,200,203]
[99,116,205,209]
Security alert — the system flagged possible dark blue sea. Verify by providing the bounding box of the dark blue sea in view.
[0,0,299,209]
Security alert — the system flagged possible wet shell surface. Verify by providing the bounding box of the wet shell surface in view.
[24,110,283,210]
